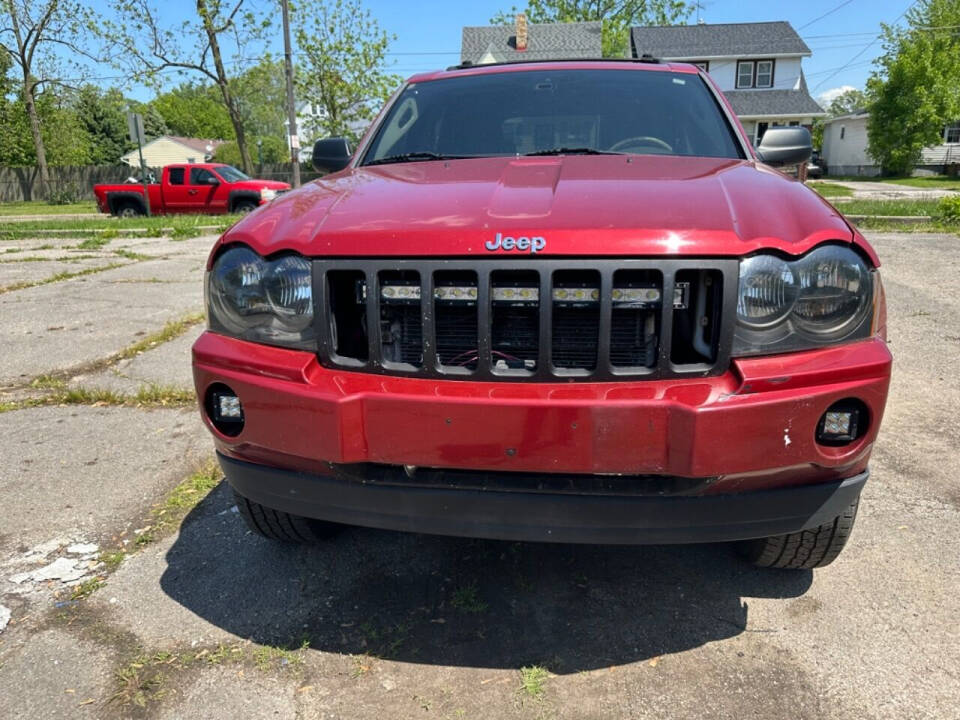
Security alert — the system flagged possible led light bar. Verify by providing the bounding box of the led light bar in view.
[492,286,539,302]
[381,285,421,301]
[434,286,478,301]
[612,287,661,304]
[553,287,600,302]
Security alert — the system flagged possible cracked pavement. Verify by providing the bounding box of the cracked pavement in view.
[0,230,958,719]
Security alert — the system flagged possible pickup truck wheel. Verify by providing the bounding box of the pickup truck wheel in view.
[233,200,257,214]
[115,202,143,218]
[233,489,343,542]
[736,497,859,569]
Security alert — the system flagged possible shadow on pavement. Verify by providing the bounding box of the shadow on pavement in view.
[161,482,812,673]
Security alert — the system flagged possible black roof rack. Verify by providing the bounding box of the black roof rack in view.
[443,55,661,72]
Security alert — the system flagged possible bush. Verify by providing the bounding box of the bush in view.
[934,196,960,224]
[47,182,82,205]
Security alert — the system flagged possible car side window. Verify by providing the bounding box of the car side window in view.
[168,167,185,185]
[190,168,217,185]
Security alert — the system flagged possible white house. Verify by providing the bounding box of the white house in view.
[630,22,825,147]
[822,113,960,176]
[120,135,225,168]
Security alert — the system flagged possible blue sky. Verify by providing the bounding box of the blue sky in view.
[127,0,916,103]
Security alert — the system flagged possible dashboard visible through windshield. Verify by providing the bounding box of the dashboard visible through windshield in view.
[363,68,745,165]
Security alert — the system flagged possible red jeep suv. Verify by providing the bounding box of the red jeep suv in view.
[192,59,890,569]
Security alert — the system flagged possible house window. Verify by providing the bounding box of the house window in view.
[168,168,185,185]
[692,61,709,72]
[945,123,960,144]
[756,60,774,88]
[840,126,846,140]
[737,60,775,89]
[756,122,769,145]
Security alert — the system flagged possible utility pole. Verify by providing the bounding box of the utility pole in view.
[281,0,301,187]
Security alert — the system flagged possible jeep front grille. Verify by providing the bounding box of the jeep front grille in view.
[315,259,738,381]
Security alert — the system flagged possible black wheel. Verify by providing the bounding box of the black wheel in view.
[234,200,257,214]
[233,489,343,542]
[116,202,144,218]
[736,497,860,569]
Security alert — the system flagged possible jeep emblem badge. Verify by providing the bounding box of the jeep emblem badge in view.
[485,232,546,254]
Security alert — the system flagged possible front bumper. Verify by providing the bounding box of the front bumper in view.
[220,452,869,544]
[193,333,891,493]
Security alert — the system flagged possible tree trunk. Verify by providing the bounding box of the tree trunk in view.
[21,78,50,200]
[198,0,252,173]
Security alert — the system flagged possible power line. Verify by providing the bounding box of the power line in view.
[812,0,918,91]
[799,0,855,31]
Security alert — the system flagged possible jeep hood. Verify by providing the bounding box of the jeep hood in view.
[218,155,870,263]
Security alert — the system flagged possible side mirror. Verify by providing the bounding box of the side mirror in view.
[756,127,812,167]
[312,137,352,173]
[205,176,220,185]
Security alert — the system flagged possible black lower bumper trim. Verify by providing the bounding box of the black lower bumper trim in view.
[219,453,868,545]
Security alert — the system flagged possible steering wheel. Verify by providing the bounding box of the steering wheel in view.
[609,136,673,154]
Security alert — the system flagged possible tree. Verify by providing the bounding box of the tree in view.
[74,85,132,164]
[827,88,868,117]
[867,0,960,175]
[150,83,236,140]
[293,0,400,143]
[128,100,170,140]
[232,57,287,139]
[214,135,287,167]
[490,1,693,58]
[1,0,102,196]
[95,0,272,173]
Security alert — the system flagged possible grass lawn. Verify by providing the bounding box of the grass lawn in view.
[0,200,98,216]
[0,213,241,240]
[827,175,960,191]
[809,182,854,198]
[835,198,940,216]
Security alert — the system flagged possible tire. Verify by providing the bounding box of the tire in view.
[736,497,860,569]
[233,200,257,214]
[233,489,343,542]
[115,202,144,218]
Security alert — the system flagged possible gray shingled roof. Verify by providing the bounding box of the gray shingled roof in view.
[724,85,825,118]
[631,21,810,59]
[461,21,602,64]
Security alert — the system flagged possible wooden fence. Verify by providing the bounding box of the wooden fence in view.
[0,163,323,203]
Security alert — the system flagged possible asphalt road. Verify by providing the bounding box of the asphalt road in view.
[0,230,957,719]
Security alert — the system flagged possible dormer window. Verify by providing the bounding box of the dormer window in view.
[736,59,775,89]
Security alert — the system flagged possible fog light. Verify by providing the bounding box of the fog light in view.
[816,399,867,446]
[206,383,244,437]
[217,394,242,419]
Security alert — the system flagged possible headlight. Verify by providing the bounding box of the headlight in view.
[733,245,875,356]
[260,188,277,201]
[207,246,315,350]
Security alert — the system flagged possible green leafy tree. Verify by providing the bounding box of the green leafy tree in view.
[214,135,287,167]
[232,57,287,139]
[150,83,236,140]
[74,85,132,165]
[1,0,104,195]
[95,0,272,173]
[867,0,960,175]
[491,0,693,58]
[827,88,868,117]
[128,100,170,140]
[293,0,400,143]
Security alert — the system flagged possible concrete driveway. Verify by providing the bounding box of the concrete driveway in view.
[0,230,958,719]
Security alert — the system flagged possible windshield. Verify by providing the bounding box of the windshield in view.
[217,165,250,182]
[363,68,744,164]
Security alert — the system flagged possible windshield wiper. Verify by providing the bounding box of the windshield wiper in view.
[524,147,624,157]
[365,152,472,166]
